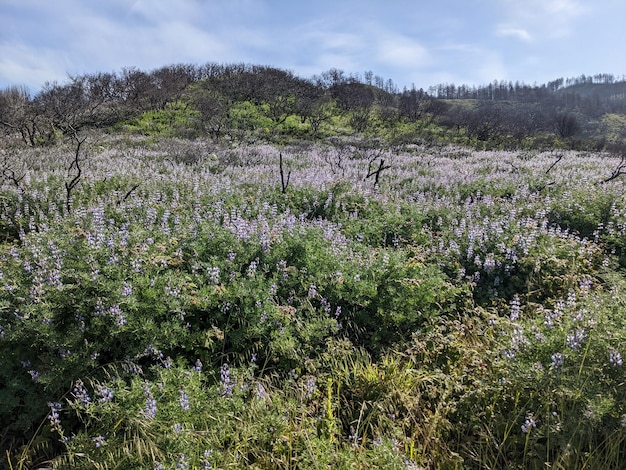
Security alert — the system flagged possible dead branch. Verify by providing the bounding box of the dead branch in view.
[545,153,563,175]
[117,183,140,205]
[279,152,291,194]
[601,154,626,184]
[0,147,26,190]
[365,158,391,187]
[65,130,87,213]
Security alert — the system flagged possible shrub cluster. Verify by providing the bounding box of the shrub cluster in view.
[2,137,626,468]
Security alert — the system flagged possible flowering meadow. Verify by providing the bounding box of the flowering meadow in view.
[2,134,626,468]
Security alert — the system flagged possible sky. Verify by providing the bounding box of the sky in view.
[1,0,625,94]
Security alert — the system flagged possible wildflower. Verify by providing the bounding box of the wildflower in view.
[96,385,114,403]
[509,295,521,321]
[308,284,317,298]
[193,358,203,372]
[28,370,41,381]
[483,253,497,272]
[579,277,592,295]
[348,431,361,448]
[176,453,189,470]
[305,377,316,399]
[201,450,214,470]
[551,353,563,369]
[173,423,183,433]
[609,349,623,367]
[154,462,164,470]
[247,260,258,277]
[48,402,62,429]
[208,266,220,284]
[92,435,106,448]
[143,383,157,419]
[521,413,537,433]
[121,282,133,296]
[59,348,72,359]
[179,390,190,411]
[219,363,234,397]
[566,328,586,350]
[255,383,269,400]
[109,304,126,326]
[73,379,91,406]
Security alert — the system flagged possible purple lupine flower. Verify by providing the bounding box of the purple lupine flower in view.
[609,349,623,367]
[92,435,106,448]
[521,413,537,434]
[551,353,563,369]
[47,402,62,429]
[509,295,521,321]
[201,450,214,470]
[193,358,203,372]
[109,304,126,326]
[305,377,316,399]
[566,328,586,350]
[73,379,91,406]
[208,267,220,284]
[219,363,234,397]
[143,383,157,419]
[179,390,190,411]
[121,282,133,297]
[28,370,41,381]
[176,454,189,470]
[96,384,114,403]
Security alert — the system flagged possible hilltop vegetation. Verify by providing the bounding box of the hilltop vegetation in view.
[1,65,626,469]
[1,64,625,150]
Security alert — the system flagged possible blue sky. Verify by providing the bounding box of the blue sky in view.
[1,0,625,93]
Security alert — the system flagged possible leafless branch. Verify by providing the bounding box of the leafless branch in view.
[279,152,291,194]
[65,129,87,213]
[601,154,626,184]
[117,183,140,205]
[545,153,563,175]
[365,158,391,187]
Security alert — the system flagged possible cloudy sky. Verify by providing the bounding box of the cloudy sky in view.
[1,0,624,93]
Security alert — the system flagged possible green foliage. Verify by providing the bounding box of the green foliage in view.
[3,138,626,469]
[124,101,200,137]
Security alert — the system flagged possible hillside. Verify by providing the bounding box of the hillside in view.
[3,64,626,468]
[1,64,624,151]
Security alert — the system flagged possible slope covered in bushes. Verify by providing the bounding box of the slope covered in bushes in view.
[1,135,626,468]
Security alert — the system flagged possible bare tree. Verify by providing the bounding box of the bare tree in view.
[553,112,581,138]
[65,130,87,213]
[322,142,350,176]
[0,85,45,146]
[0,144,26,190]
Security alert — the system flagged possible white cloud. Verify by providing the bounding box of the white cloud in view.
[496,26,533,42]
[497,0,587,39]
[0,44,71,90]
[376,36,431,68]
